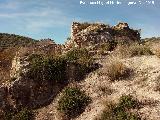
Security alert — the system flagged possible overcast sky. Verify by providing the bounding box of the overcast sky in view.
[0,0,159,43]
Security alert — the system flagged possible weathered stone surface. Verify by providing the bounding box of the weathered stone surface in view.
[65,22,140,51]
[113,22,129,30]
[0,75,59,112]
[0,51,61,111]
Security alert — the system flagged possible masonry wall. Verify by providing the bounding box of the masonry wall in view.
[65,22,140,50]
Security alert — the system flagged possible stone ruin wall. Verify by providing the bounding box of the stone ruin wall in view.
[65,22,140,50]
[65,22,113,50]
[112,22,141,44]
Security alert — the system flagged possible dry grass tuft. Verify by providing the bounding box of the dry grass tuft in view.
[113,44,131,58]
[107,60,131,81]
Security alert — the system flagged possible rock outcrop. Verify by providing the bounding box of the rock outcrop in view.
[0,43,64,112]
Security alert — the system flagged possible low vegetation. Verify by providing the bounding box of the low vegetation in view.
[0,33,36,49]
[26,48,95,83]
[58,87,91,119]
[154,76,160,92]
[114,43,153,58]
[27,54,67,84]
[119,95,139,109]
[4,108,33,120]
[129,44,153,57]
[142,37,160,44]
[65,48,92,65]
[65,48,96,80]
[98,95,140,120]
[107,60,130,81]
[114,44,130,58]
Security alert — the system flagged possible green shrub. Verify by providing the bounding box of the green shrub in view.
[4,112,14,120]
[12,109,33,120]
[98,95,140,120]
[114,43,153,58]
[114,44,131,58]
[27,54,43,62]
[27,55,67,84]
[65,48,92,66]
[119,95,138,109]
[4,108,33,120]
[75,63,90,80]
[65,48,95,80]
[58,87,91,119]
[27,48,96,83]
[129,44,153,57]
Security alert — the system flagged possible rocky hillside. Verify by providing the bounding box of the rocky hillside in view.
[0,33,37,49]
[0,36,62,84]
[0,22,160,120]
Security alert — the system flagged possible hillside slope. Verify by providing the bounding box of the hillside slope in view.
[0,33,37,83]
[0,22,160,120]
[35,54,160,120]
[0,33,36,49]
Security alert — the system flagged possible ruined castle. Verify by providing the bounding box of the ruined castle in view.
[65,22,140,50]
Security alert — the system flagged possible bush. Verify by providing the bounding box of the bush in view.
[129,44,153,57]
[119,95,139,109]
[4,112,14,120]
[65,48,95,80]
[27,54,67,84]
[4,108,33,120]
[107,60,130,81]
[12,109,33,120]
[152,45,160,58]
[58,87,91,119]
[98,95,140,120]
[65,48,92,66]
[114,43,153,58]
[27,48,97,83]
